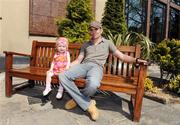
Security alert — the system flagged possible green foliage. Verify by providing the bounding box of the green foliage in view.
[152,39,180,79]
[101,0,127,35]
[105,30,154,59]
[144,78,157,93]
[56,0,93,43]
[168,74,180,95]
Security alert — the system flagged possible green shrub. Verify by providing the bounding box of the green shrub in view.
[168,74,180,95]
[144,78,157,93]
[105,30,154,59]
[101,0,127,36]
[152,39,180,79]
[56,0,93,43]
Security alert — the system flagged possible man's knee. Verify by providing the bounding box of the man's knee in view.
[59,72,74,83]
[58,73,66,82]
[87,78,101,88]
[89,83,99,90]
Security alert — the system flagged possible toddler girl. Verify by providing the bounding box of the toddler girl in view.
[43,37,70,99]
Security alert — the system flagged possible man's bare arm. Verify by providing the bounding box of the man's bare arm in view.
[113,50,147,64]
[70,53,84,67]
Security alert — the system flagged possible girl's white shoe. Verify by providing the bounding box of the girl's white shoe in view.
[43,88,52,96]
[56,90,63,99]
[56,85,64,99]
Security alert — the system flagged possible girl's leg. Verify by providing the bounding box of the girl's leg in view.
[43,71,53,96]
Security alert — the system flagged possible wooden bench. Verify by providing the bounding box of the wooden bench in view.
[3,40,147,122]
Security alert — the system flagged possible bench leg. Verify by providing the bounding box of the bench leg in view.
[133,88,144,122]
[130,94,135,106]
[5,73,12,97]
[28,80,35,88]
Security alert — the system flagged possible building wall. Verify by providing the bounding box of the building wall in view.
[0,0,106,55]
[0,1,2,54]
[0,0,57,55]
[96,0,106,21]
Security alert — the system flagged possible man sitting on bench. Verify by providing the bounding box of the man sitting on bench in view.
[59,21,147,121]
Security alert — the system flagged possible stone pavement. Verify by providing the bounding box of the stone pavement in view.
[0,72,180,125]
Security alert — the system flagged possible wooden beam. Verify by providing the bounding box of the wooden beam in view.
[158,0,180,10]
[170,2,180,11]
[158,0,168,4]
[165,0,170,39]
[146,0,152,37]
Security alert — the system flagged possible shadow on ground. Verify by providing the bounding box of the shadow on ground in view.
[16,85,133,121]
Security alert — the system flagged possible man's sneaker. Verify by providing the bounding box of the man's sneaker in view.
[65,99,77,110]
[87,100,99,121]
[43,88,52,96]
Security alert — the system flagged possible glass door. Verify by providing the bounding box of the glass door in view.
[169,8,180,39]
[150,0,166,43]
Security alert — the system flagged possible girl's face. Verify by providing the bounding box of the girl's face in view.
[56,43,67,53]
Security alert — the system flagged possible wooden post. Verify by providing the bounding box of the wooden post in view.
[5,53,13,97]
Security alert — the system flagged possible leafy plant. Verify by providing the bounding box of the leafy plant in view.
[56,0,93,43]
[101,0,127,36]
[152,39,180,79]
[144,78,158,93]
[105,30,154,59]
[168,74,180,95]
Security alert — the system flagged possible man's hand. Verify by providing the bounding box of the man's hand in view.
[136,58,148,65]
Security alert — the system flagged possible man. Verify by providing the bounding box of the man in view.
[59,21,147,121]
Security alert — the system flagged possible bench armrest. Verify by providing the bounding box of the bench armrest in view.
[3,51,31,57]
[3,51,32,71]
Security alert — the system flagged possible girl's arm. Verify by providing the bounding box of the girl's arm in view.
[66,51,71,69]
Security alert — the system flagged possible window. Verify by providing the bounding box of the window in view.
[126,0,147,34]
[29,0,96,36]
[29,0,69,36]
[150,0,166,43]
[169,8,180,39]
[171,0,180,6]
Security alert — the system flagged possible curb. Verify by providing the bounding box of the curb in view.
[144,92,180,104]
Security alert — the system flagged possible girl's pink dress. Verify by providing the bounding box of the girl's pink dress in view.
[52,51,69,75]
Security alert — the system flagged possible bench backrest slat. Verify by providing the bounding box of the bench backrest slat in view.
[104,45,141,77]
[30,41,141,77]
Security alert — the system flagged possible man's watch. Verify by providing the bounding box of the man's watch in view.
[136,58,139,64]
[135,58,140,68]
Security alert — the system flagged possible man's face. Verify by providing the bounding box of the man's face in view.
[89,27,103,40]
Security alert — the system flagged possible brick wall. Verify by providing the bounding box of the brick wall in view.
[29,0,95,36]
[29,0,68,36]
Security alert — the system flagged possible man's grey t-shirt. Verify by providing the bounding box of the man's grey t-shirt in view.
[80,38,117,67]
